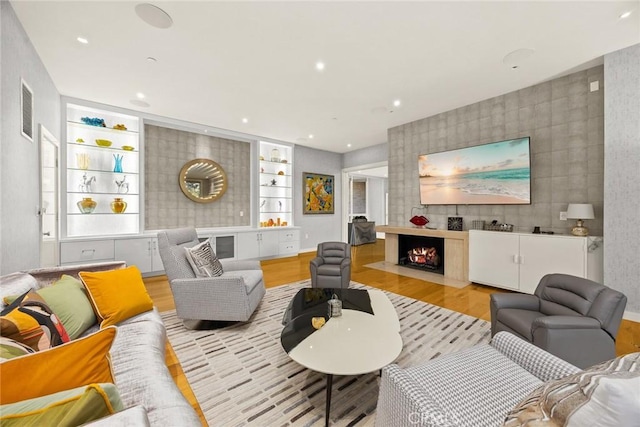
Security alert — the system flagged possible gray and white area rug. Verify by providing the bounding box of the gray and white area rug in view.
[161,281,490,426]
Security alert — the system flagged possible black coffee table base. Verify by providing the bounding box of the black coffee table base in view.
[325,374,333,427]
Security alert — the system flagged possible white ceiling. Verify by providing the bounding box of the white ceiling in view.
[11,1,640,154]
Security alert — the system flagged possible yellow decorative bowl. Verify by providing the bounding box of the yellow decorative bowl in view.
[121,145,135,151]
[95,139,112,147]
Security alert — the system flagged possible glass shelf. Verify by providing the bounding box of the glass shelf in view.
[259,159,291,166]
[68,167,139,175]
[68,121,139,135]
[260,184,290,188]
[260,172,291,177]
[68,212,139,216]
[68,191,139,196]
[67,142,139,152]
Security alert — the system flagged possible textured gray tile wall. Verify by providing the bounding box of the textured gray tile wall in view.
[388,66,604,236]
[604,44,640,313]
[145,124,250,230]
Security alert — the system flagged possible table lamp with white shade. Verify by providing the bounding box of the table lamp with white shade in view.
[566,203,595,236]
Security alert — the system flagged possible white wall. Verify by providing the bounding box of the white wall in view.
[367,177,386,226]
[604,43,640,316]
[294,146,343,251]
[343,143,388,169]
[1,2,60,274]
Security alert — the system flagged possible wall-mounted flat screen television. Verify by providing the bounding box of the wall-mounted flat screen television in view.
[418,137,531,205]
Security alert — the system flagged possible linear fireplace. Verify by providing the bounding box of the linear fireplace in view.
[398,234,445,275]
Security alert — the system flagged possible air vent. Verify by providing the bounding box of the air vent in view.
[21,79,34,141]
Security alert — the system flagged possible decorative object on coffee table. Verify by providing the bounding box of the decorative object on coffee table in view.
[448,216,463,231]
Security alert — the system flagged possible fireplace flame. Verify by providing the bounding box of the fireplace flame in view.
[408,247,440,266]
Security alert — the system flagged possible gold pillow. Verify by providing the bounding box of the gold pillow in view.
[0,327,116,405]
[79,266,154,328]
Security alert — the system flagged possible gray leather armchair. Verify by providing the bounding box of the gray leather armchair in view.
[310,241,352,289]
[157,228,265,323]
[490,273,627,368]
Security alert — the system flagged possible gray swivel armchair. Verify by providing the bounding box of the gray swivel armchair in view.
[490,273,627,368]
[310,241,352,289]
[157,228,266,324]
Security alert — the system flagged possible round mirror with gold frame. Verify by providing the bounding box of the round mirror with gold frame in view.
[179,158,228,203]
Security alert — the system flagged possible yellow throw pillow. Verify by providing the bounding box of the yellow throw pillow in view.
[79,266,154,328]
[0,327,116,405]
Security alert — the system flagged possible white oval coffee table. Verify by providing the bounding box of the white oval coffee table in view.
[281,288,402,426]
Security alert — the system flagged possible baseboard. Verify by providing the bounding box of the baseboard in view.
[623,310,640,323]
[299,247,316,254]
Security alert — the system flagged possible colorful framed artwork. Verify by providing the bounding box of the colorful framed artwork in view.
[303,172,334,214]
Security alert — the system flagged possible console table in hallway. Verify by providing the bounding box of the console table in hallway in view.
[376,226,469,282]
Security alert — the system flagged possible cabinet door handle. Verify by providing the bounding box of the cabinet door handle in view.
[513,254,518,264]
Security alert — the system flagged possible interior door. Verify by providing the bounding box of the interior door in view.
[39,125,59,267]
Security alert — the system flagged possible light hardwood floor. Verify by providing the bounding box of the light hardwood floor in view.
[143,239,640,426]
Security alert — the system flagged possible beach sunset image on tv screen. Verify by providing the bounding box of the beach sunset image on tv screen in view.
[418,137,531,205]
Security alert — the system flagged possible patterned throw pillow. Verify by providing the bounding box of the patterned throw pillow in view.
[3,275,97,340]
[184,239,224,278]
[503,352,640,427]
[0,291,70,351]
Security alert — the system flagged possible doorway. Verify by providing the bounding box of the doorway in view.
[341,162,388,242]
[39,125,59,267]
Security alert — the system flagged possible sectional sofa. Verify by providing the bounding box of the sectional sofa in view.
[0,261,200,426]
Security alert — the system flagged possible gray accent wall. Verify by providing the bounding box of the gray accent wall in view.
[294,146,343,251]
[604,44,640,314]
[388,66,605,236]
[1,2,60,274]
[145,124,251,230]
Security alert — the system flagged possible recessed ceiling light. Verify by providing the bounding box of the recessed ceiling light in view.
[130,99,150,108]
[242,118,248,124]
[315,61,325,71]
[503,48,536,69]
[77,37,88,44]
[146,56,157,62]
[135,3,173,29]
[393,99,401,107]
[308,134,314,139]
[136,92,145,99]
[619,11,632,19]
[347,144,352,148]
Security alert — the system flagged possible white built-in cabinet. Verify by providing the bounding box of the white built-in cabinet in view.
[469,230,603,294]
[114,238,163,274]
[237,230,280,259]
[60,236,162,274]
[59,105,301,273]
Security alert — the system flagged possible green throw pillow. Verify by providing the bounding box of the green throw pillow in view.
[4,275,97,340]
[0,383,123,426]
[0,337,35,361]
